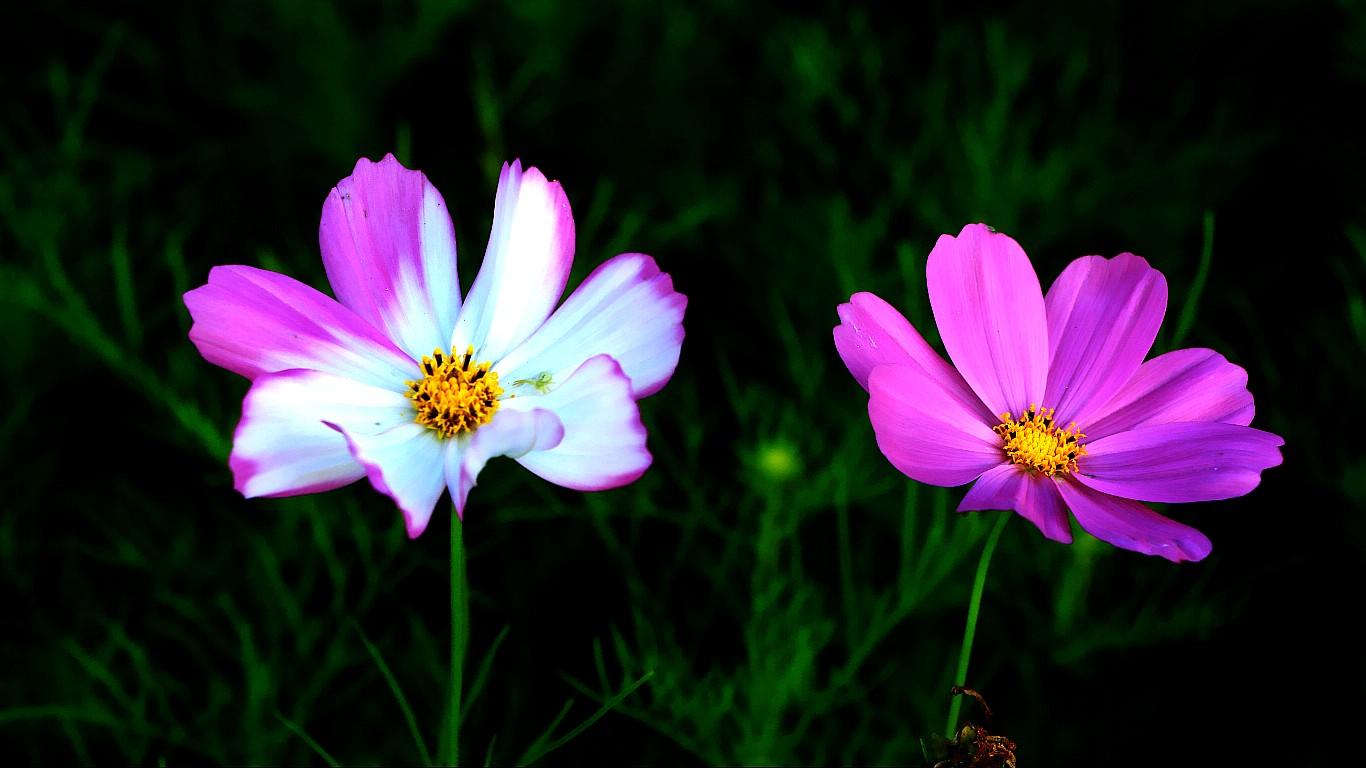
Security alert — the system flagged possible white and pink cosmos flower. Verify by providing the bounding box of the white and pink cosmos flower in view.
[185,155,686,537]
[835,223,1282,562]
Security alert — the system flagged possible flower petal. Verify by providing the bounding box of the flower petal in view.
[495,253,686,398]
[1054,480,1212,562]
[319,154,462,359]
[1077,422,1284,503]
[1080,348,1255,440]
[454,160,574,364]
[866,363,1005,487]
[230,369,413,498]
[957,463,1072,543]
[444,408,564,517]
[326,421,446,538]
[1043,254,1167,426]
[926,223,1048,418]
[833,292,995,420]
[502,354,651,491]
[184,265,416,389]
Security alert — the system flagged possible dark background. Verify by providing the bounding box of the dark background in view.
[3,1,1363,765]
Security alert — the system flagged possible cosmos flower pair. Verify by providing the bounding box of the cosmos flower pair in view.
[185,157,1281,560]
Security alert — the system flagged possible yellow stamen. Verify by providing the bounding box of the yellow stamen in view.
[405,346,502,439]
[992,404,1086,477]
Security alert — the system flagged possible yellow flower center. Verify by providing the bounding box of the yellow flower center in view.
[405,346,502,439]
[992,404,1086,477]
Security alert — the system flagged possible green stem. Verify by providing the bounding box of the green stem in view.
[448,511,468,766]
[944,513,1010,737]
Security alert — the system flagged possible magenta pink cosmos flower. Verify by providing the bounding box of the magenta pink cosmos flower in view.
[185,155,686,537]
[834,223,1282,562]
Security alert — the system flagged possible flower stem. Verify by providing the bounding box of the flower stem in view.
[448,511,468,766]
[944,513,1010,737]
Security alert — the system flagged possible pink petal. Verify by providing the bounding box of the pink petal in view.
[454,160,575,365]
[444,408,564,517]
[1077,422,1284,503]
[319,154,462,358]
[502,354,651,491]
[1080,348,1255,440]
[926,223,1048,419]
[866,363,1005,487]
[184,265,416,390]
[230,369,413,499]
[832,292,995,420]
[326,421,446,538]
[957,463,1072,543]
[1055,480,1212,562]
[1043,254,1167,426]
[495,253,686,398]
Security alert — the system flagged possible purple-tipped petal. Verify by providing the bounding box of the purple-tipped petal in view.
[327,421,446,538]
[1044,254,1168,426]
[502,354,651,491]
[833,292,995,420]
[957,463,1073,543]
[320,155,461,359]
[1081,348,1255,440]
[184,265,416,389]
[444,408,564,517]
[496,253,686,399]
[926,224,1048,418]
[230,369,413,498]
[866,363,1005,487]
[1055,480,1212,562]
[1077,422,1284,503]
[454,160,575,364]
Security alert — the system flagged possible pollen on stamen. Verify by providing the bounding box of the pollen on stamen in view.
[992,403,1086,477]
[405,345,503,439]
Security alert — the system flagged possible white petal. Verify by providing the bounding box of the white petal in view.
[444,408,564,516]
[327,421,447,538]
[453,160,574,364]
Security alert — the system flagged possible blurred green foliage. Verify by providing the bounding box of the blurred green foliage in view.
[2,0,1362,765]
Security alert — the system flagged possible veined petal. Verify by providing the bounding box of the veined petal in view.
[833,291,994,420]
[502,354,651,491]
[184,265,416,389]
[1044,254,1167,426]
[327,421,446,538]
[319,154,461,358]
[495,253,686,398]
[926,223,1048,418]
[957,463,1072,543]
[1055,480,1212,562]
[230,369,413,498]
[444,408,564,517]
[1077,422,1284,503]
[866,363,1005,487]
[454,160,574,364]
[1081,348,1255,440]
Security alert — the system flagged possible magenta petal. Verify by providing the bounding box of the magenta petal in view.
[926,223,1048,418]
[1077,422,1284,503]
[327,421,446,538]
[866,363,1005,487]
[230,369,413,499]
[957,464,1073,543]
[1055,480,1212,562]
[1081,348,1255,440]
[833,292,995,420]
[1044,254,1168,426]
[444,408,564,517]
[505,354,652,491]
[455,160,575,364]
[320,155,461,359]
[184,265,416,389]
[496,253,686,398]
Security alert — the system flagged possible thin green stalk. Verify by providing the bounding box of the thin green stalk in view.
[448,511,469,766]
[944,513,1010,737]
